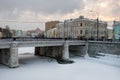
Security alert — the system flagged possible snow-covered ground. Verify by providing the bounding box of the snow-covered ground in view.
[0,47,120,80]
[18,47,35,54]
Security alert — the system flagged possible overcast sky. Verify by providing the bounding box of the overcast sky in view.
[0,0,120,30]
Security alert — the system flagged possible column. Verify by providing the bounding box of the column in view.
[62,42,69,59]
[0,49,10,66]
[9,42,19,68]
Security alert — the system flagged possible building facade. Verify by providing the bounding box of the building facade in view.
[107,29,113,39]
[26,28,42,37]
[14,30,23,37]
[0,26,12,38]
[0,32,2,38]
[44,28,57,38]
[113,21,120,40]
[45,21,59,32]
[0,27,2,38]
[56,16,108,40]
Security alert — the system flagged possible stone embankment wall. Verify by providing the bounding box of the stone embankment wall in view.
[88,42,120,57]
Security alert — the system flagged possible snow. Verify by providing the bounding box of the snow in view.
[0,47,120,80]
[18,47,34,54]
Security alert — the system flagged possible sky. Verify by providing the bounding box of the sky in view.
[0,0,120,30]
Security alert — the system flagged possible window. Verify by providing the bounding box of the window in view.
[85,23,87,26]
[93,31,96,34]
[119,29,120,35]
[80,30,82,34]
[80,23,83,26]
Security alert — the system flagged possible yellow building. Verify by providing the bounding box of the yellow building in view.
[107,29,113,39]
[0,32,2,39]
[45,28,57,38]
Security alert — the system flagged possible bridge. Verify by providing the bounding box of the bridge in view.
[0,39,86,48]
[0,39,120,68]
[0,39,86,68]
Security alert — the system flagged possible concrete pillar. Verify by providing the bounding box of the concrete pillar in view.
[9,42,19,68]
[62,42,69,60]
[0,42,19,68]
[0,49,10,66]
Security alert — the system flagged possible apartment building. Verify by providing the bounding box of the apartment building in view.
[56,16,107,40]
[113,21,120,40]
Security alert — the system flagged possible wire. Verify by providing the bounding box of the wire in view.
[0,20,46,23]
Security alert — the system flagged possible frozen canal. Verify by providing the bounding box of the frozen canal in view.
[0,47,120,80]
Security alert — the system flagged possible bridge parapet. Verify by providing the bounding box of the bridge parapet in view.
[88,41,120,44]
[0,40,87,48]
[17,40,65,47]
[67,40,86,45]
[0,42,11,48]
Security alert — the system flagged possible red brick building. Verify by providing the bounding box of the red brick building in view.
[45,21,59,31]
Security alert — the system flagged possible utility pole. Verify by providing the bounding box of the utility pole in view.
[90,10,99,41]
[96,17,99,41]
[64,21,65,39]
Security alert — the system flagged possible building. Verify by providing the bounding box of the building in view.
[2,27,12,38]
[107,29,113,39]
[45,21,59,32]
[56,22,65,38]
[56,16,108,40]
[22,31,27,37]
[35,28,42,35]
[44,28,57,38]
[113,21,120,40]
[0,32,2,38]
[0,26,12,38]
[0,27,2,32]
[14,30,23,37]
[0,32,2,37]
[0,27,2,38]
[26,28,43,37]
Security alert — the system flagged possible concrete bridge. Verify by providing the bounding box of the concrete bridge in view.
[0,39,86,68]
[0,39,120,68]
